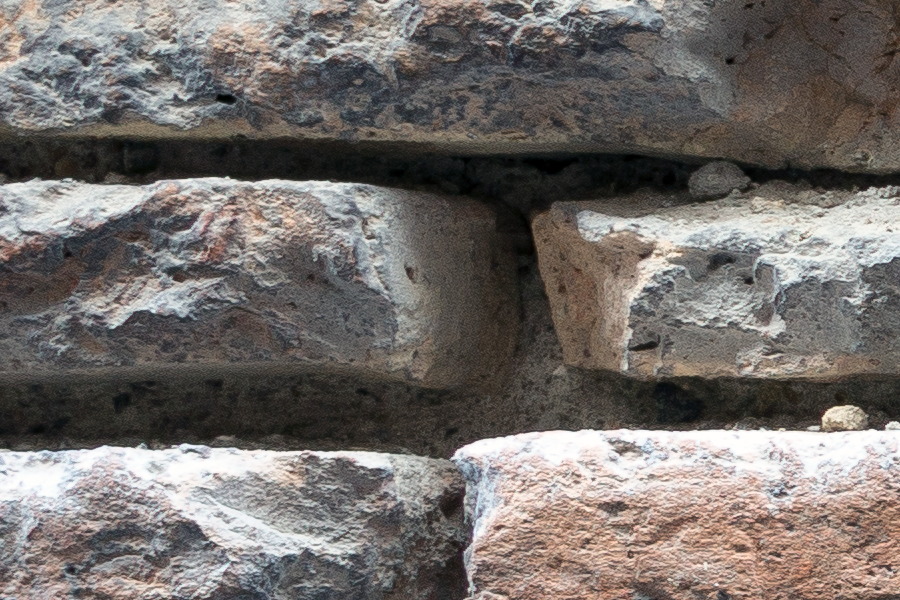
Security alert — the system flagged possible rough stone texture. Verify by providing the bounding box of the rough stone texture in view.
[5,0,900,171]
[0,445,466,599]
[454,429,900,600]
[821,405,869,432]
[0,178,514,388]
[534,183,900,380]
[688,161,751,200]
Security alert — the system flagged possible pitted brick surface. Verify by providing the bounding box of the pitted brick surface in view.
[0,179,515,388]
[0,446,466,599]
[455,429,900,600]
[4,0,900,170]
[535,184,900,379]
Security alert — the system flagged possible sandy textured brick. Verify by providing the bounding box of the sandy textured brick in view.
[0,446,466,599]
[2,0,900,171]
[0,179,515,387]
[454,429,900,600]
[534,184,900,379]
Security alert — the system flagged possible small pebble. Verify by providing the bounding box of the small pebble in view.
[178,443,211,457]
[821,405,869,432]
[688,161,751,200]
[885,421,900,431]
[806,425,821,432]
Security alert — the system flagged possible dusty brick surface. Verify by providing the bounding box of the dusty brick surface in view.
[0,179,515,388]
[534,184,900,380]
[3,0,900,171]
[0,446,467,599]
[455,429,900,600]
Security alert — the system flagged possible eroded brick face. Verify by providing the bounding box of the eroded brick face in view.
[0,447,467,599]
[534,184,900,380]
[455,430,900,600]
[0,179,515,388]
[5,0,900,171]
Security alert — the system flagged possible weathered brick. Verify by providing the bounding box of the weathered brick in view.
[3,1,900,171]
[454,429,900,600]
[534,185,900,379]
[0,179,515,387]
[0,446,466,599]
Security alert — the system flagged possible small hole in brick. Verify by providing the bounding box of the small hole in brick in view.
[438,491,464,518]
[744,276,754,285]
[405,266,417,282]
[708,252,736,270]
[113,392,131,414]
[215,93,237,105]
[628,339,659,352]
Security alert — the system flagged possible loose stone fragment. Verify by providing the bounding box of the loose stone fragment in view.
[0,179,515,388]
[821,405,869,432]
[5,0,900,171]
[886,421,900,431]
[534,184,900,379]
[0,446,466,599]
[688,161,751,200]
[454,429,900,600]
